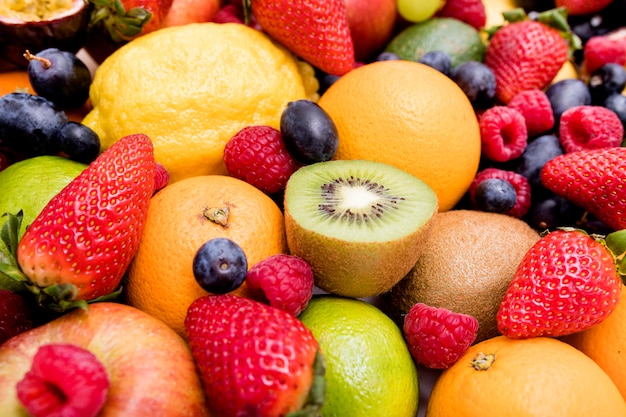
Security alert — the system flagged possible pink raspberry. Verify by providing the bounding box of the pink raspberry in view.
[558,105,624,153]
[403,303,478,369]
[468,167,532,219]
[17,343,110,417]
[153,162,170,194]
[507,89,555,137]
[223,125,301,195]
[245,254,314,316]
[436,0,486,30]
[479,106,528,162]
[0,290,32,345]
[583,35,626,75]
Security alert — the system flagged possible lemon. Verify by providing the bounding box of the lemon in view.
[0,156,86,291]
[298,296,419,417]
[83,22,319,183]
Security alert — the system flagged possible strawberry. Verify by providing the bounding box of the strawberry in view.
[497,228,623,338]
[249,0,355,76]
[0,134,155,311]
[484,8,574,104]
[185,294,324,417]
[555,0,614,16]
[540,147,626,232]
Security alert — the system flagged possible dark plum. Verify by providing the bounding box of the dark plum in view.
[0,92,67,156]
[449,61,496,109]
[418,51,451,76]
[604,93,626,132]
[473,178,517,214]
[588,63,626,104]
[25,48,92,109]
[545,79,591,126]
[192,238,247,294]
[375,51,401,61]
[280,99,339,164]
[54,122,101,164]
[514,134,564,192]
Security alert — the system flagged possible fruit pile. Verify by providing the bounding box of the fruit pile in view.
[1,0,626,416]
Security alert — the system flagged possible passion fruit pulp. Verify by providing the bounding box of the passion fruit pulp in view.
[0,0,92,70]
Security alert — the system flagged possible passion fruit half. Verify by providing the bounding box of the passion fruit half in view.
[0,0,92,70]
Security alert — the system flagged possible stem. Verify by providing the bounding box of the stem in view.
[23,50,51,69]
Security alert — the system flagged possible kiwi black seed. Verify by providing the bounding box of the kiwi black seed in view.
[283,159,438,298]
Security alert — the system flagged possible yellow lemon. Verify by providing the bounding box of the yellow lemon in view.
[83,22,318,183]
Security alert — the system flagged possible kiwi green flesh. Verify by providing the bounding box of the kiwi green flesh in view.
[284,159,438,298]
[284,159,438,243]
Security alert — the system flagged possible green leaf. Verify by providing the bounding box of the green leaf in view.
[605,230,626,283]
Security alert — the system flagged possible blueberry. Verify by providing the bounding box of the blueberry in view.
[604,93,626,133]
[514,134,564,191]
[449,61,496,109]
[192,238,247,294]
[280,99,339,164]
[54,122,101,164]
[474,178,517,214]
[527,194,576,231]
[418,51,451,76]
[375,51,401,61]
[26,48,92,109]
[0,92,67,156]
[588,63,626,104]
[545,79,591,126]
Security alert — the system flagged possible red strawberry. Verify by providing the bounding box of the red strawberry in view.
[541,147,626,232]
[90,0,175,42]
[485,9,572,104]
[0,289,32,345]
[5,134,155,311]
[16,343,110,417]
[185,294,324,417]
[403,303,478,369]
[436,0,487,30]
[555,0,613,16]
[497,228,622,338]
[250,0,355,76]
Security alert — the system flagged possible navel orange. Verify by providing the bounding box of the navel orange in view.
[124,175,288,338]
[426,335,626,417]
[317,60,481,211]
[561,284,626,400]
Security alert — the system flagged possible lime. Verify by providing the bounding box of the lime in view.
[384,17,486,68]
[298,295,419,417]
[0,156,86,291]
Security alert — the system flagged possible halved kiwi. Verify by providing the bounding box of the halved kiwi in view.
[284,159,438,298]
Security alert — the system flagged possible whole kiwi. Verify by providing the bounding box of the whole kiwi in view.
[382,209,540,343]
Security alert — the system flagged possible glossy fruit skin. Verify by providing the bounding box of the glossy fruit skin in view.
[450,61,496,109]
[604,92,626,130]
[469,168,531,219]
[418,50,452,76]
[26,48,92,109]
[497,229,622,338]
[0,93,67,157]
[588,63,626,104]
[16,134,156,309]
[513,134,564,193]
[472,178,517,214]
[184,294,320,417]
[192,238,247,295]
[280,100,339,164]
[545,78,592,125]
[54,122,101,164]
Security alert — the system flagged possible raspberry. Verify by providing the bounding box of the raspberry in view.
[245,254,314,316]
[17,343,110,417]
[0,289,32,345]
[468,167,532,219]
[212,4,244,24]
[583,35,626,75]
[436,0,486,30]
[479,106,528,162]
[558,105,624,153]
[507,89,555,137]
[223,125,301,195]
[403,303,478,369]
[153,162,170,194]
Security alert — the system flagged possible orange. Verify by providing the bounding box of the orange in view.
[0,70,91,122]
[317,60,481,211]
[124,175,288,338]
[426,335,626,417]
[561,284,626,400]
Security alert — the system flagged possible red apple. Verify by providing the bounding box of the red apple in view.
[0,302,210,417]
[343,0,398,62]
[161,0,222,27]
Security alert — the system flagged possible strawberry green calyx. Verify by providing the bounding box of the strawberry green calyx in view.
[0,211,28,293]
[287,351,326,417]
[88,0,152,43]
[605,229,626,284]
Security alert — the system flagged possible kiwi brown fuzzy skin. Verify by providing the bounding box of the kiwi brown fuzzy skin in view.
[382,209,540,343]
[285,206,436,299]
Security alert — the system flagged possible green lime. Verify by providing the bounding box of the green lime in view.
[0,156,86,291]
[384,17,486,68]
[298,295,419,417]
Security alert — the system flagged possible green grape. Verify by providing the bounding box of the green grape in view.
[397,0,441,22]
